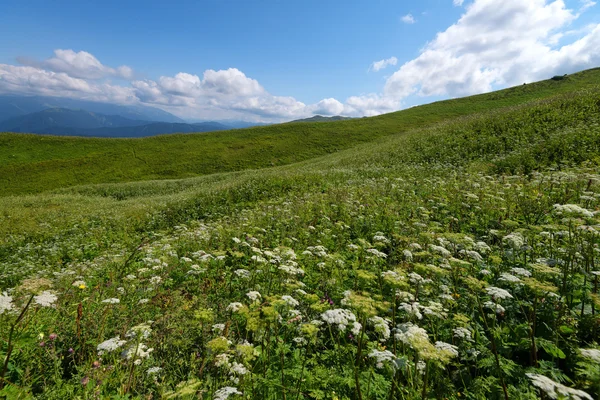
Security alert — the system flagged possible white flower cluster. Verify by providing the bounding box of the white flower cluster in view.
[395,322,429,348]
[510,267,532,277]
[0,293,13,314]
[122,343,154,365]
[373,233,390,244]
[435,341,459,358]
[214,386,242,400]
[278,264,305,276]
[498,273,522,283]
[97,337,127,355]
[366,248,387,259]
[553,204,595,218]
[429,244,451,258]
[321,309,360,334]
[580,348,600,362]
[526,373,592,400]
[399,302,423,320]
[305,246,328,257]
[486,286,513,300]
[368,349,397,369]
[126,323,152,340]
[34,291,58,307]
[402,250,413,261]
[503,232,525,249]
[453,327,472,341]
[212,324,226,334]
[234,269,250,279]
[226,302,244,312]
[102,298,120,304]
[246,291,261,302]
[281,295,299,307]
[369,316,391,340]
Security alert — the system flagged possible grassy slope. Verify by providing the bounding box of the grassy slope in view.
[1,68,599,195]
[1,85,598,247]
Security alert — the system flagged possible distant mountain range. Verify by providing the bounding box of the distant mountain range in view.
[0,95,344,137]
[0,107,231,137]
[0,95,185,123]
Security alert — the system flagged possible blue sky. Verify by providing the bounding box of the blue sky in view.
[1,0,599,122]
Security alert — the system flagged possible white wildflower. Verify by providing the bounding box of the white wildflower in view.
[146,366,162,375]
[510,267,532,277]
[126,323,152,339]
[366,248,387,258]
[486,286,513,300]
[403,249,413,261]
[526,373,593,400]
[499,273,522,283]
[149,276,162,285]
[226,302,244,312]
[484,301,505,314]
[0,293,14,314]
[281,295,299,307]
[122,343,153,361]
[214,386,242,400]
[553,204,595,218]
[321,309,357,332]
[34,291,57,307]
[435,341,459,358]
[580,348,600,362]
[97,337,127,355]
[368,349,397,369]
[503,232,525,249]
[246,291,262,302]
[453,327,472,341]
[102,298,120,304]
[429,244,451,258]
[399,302,423,320]
[351,321,362,336]
[370,316,391,340]
[212,324,226,334]
[234,269,250,279]
[215,353,231,368]
[395,322,430,348]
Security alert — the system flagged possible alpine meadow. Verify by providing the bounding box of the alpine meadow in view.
[0,66,600,399]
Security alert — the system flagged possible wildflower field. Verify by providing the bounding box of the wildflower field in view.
[1,73,600,399]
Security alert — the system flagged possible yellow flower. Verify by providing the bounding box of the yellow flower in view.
[79,284,86,289]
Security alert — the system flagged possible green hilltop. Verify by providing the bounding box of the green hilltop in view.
[1,67,599,196]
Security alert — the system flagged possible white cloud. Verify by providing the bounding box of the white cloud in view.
[385,0,600,102]
[580,0,596,12]
[18,49,133,80]
[401,14,416,24]
[453,0,465,6]
[0,64,137,103]
[370,57,398,72]
[308,98,345,116]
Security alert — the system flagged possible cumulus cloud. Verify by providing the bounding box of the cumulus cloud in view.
[370,57,398,72]
[2,3,600,124]
[0,64,137,104]
[18,49,133,80]
[453,0,465,6]
[401,14,416,24]
[384,0,600,102]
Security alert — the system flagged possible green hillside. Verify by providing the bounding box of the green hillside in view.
[1,68,599,196]
[1,70,600,399]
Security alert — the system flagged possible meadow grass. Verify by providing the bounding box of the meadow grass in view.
[0,75,600,399]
